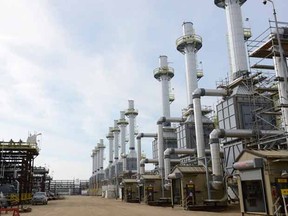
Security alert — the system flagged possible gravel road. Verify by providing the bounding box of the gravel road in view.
[19,196,241,216]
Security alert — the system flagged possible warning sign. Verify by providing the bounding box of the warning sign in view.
[281,189,288,195]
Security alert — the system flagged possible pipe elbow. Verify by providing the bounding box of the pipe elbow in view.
[136,133,144,139]
[157,117,166,125]
[140,158,147,165]
[209,129,226,141]
[164,148,174,156]
[192,88,205,99]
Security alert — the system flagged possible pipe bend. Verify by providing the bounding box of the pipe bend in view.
[192,88,206,99]
[210,129,226,140]
[157,117,166,124]
[164,148,175,156]
[136,133,144,139]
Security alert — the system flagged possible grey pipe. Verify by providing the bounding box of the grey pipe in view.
[209,128,283,190]
[192,88,227,161]
[164,148,196,180]
[136,133,157,178]
[140,158,158,175]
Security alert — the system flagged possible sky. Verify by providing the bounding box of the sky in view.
[0,0,287,180]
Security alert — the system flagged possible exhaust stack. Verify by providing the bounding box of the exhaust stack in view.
[215,0,248,81]
[176,22,202,106]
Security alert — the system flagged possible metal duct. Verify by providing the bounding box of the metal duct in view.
[140,158,158,175]
[192,88,227,161]
[136,133,157,177]
[209,129,284,189]
[164,148,196,180]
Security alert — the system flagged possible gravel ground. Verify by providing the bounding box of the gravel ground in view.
[14,196,241,216]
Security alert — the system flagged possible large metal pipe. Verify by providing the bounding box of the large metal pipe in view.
[215,0,248,81]
[140,158,180,175]
[154,55,174,118]
[136,133,157,178]
[140,158,158,175]
[125,100,138,160]
[192,88,227,161]
[209,128,283,189]
[176,22,202,105]
[157,117,186,197]
[164,148,196,180]
[157,117,185,179]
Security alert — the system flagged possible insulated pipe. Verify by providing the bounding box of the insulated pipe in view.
[209,128,284,189]
[176,22,202,105]
[140,158,158,175]
[192,88,227,161]
[215,0,248,81]
[164,148,196,180]
[140,158,180,175]
[154,56,174,118]
[136,133,157,177]
[157,117,186,178]
[157,116,186,196]
[125,100,138,159]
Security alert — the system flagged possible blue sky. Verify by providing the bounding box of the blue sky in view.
[0,0,287,180]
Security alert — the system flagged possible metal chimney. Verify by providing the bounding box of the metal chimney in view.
[215,0,248,81]
[153,55,174,118]
[98,139,105,172]
[117,111,129,171]
[106,127,114,172]
[112,120,120,162]
[176,22,202,106]
[91,150,96,174]
[125,100,138,158]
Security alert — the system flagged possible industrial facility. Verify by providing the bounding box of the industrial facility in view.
[89,0,288,215]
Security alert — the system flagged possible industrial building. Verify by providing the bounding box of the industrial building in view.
[89,0,288,215]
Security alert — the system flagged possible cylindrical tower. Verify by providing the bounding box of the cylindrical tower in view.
[98,139,105,172]
[153,55,174,118]
[112,120,120,161]
[215,0,248,81]
[125,100,138,158]
[91,150,96,174]
[117,111,129,171]
[176,22,202,106]
[95,147,100,172]
[106,127,114,167]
